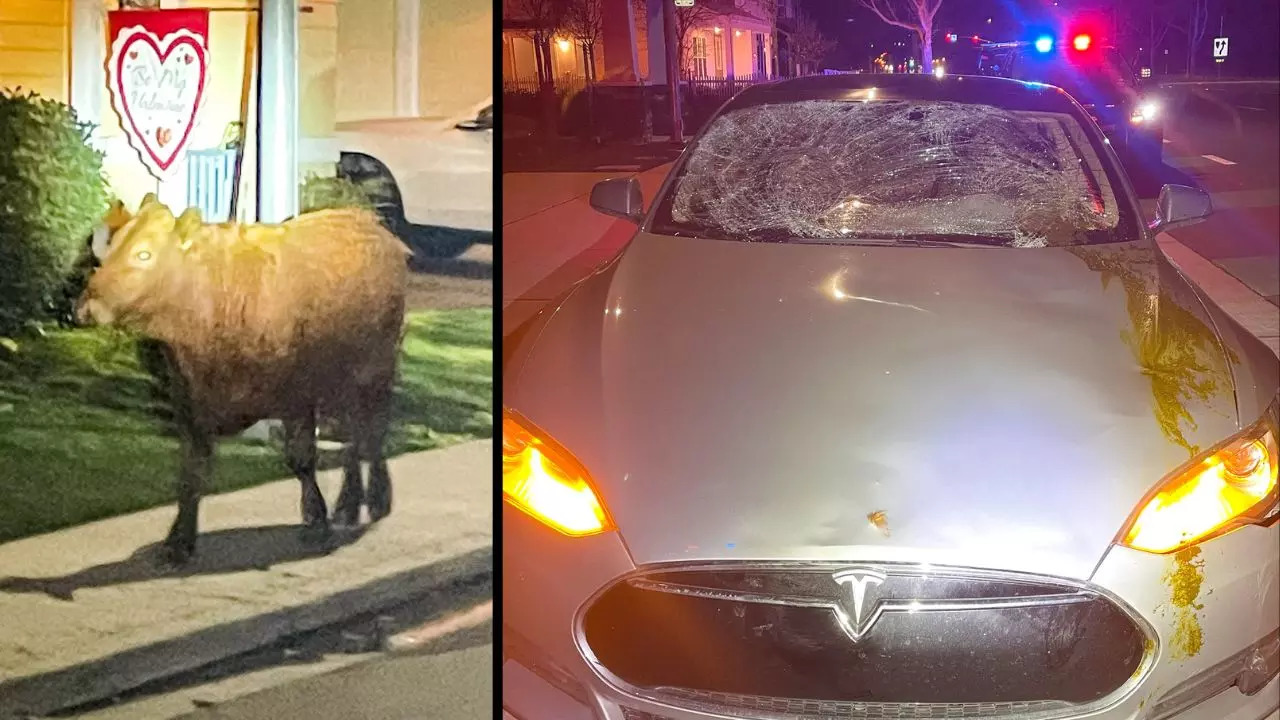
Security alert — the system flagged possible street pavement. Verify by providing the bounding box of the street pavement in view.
[1139,82,1280,306]
[169,644,492,720]
[70,597,493,720]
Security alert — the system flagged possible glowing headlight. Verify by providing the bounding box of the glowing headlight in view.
[1119,398,1280,554]
[1131,101,1159,124]
[503,409,611,536]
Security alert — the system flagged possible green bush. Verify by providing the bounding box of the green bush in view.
[0,89,108,335]
[300,172,379,213]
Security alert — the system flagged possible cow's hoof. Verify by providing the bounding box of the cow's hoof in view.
[331,502,361,528]
[157,540,194,568]
[367,496,391,523]
[300,515,332,543]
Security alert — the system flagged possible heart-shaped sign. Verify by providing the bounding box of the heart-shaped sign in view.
[107,26,208,178]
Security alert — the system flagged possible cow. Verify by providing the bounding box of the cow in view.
[77,195,411,565]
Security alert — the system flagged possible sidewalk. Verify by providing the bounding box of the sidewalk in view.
[502,164,672,337]
[0,440,492,719]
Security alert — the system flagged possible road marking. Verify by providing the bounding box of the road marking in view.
[1162,138,1171,144]
[1201,154,1236,165]
[385,599,493,653]
[1239,105,1266,111]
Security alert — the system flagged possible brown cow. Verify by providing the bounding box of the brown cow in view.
[77,195,411,565]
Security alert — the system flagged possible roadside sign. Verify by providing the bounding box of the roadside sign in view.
[1212,37,1228,58]
[674,0,694,6]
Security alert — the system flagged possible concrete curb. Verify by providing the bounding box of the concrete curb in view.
[1157,234,1280,357]
[0,546,492,719]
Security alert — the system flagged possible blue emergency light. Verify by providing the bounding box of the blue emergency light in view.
[1034,35,1054,53]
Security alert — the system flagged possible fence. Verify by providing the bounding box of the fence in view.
[185,148,237,222]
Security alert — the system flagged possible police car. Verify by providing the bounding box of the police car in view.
[976,32,1164,160]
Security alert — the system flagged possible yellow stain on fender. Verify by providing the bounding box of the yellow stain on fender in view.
[1068,246,1234,458]
[1164,546,1206,660]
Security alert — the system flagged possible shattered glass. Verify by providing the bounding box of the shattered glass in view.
[668,100,1123,247]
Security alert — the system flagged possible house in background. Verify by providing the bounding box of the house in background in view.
[0,0,489,219]
[501,0,778,87]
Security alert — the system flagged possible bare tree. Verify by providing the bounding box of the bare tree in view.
[563,0,603,81]
[563,0,604,138]
[512,0,567,88]
[787,15,835,75]
[1172,0,1210,75]
[1116,0,1180,72]
[857,0,944,69]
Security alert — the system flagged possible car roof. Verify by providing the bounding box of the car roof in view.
[722,73,1080,115]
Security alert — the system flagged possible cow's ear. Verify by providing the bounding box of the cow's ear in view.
[176,207,203,237]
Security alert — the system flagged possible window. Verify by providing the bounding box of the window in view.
[692,35,709,78]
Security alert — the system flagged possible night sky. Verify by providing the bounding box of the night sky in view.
[799,0,1279,77]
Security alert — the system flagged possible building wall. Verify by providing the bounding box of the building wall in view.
[418,0,490,119]
[299,0,338,177]
[0,0,70,102]
[335,0,396,121]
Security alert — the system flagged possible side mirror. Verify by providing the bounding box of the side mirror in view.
[1149,184,1212,234]
[589,177,644,223]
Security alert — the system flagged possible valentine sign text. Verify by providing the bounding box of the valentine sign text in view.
[107,10,210,179]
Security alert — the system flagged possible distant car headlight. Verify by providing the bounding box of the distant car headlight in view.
[1119,397,1280,553]
[503,409,612,536]
[1131,101,1159,124]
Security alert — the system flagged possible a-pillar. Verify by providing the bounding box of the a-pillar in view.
[600,0,639,82]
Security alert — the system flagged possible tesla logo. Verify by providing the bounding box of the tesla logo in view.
[833,567,887,640]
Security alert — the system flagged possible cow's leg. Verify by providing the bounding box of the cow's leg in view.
[156,346,209,566]
[162,421,213,566]
[283,409,329,535]
[362,384,394,522]
[331,411,364,528]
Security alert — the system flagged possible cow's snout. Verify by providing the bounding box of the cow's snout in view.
[75,295,102,326]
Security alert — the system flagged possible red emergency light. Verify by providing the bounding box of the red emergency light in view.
[1072,33,1092,51]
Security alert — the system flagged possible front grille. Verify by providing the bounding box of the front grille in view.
[581,563,1153,719]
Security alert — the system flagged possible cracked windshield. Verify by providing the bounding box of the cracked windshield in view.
[1,0,492,718]
[500,0,1279,717]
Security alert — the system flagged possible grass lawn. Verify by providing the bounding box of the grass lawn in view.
[0,308,492,544]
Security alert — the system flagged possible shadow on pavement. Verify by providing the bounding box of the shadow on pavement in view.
[408,253,493,279]
[404,225,492,265]
[0,525,368,601]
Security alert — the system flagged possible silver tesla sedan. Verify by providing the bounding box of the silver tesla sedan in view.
[502,74,1279,720]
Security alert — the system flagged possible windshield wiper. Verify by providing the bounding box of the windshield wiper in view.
[790,234,1011,248]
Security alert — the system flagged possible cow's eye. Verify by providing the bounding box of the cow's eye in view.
[135,250,152,261]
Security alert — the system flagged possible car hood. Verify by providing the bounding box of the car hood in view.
[508,234,1242,580]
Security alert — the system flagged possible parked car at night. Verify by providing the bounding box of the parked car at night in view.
[978,32,1164,160]
[502,74,1279,720]
[336,101,492,255]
